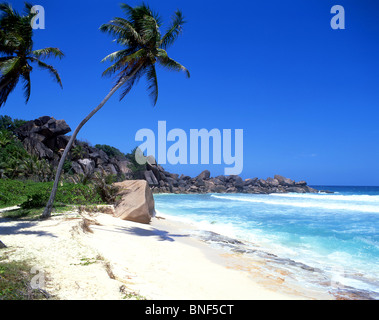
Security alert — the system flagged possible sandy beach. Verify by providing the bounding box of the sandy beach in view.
[0,208,318,300]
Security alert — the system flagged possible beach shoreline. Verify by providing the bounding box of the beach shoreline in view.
[0,209,319,300]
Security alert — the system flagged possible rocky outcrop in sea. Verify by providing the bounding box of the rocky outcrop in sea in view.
[144,159,318,194]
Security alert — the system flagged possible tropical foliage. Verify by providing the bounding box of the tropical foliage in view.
[0,2,64,107]
[99,3,190,104]
[43,3,190,218]
[125,146,146,178]
[95,144,124,158]
[0,128,55,181]
[0,179,104,209]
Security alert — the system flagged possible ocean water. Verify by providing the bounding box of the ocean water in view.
[153,186,379,299]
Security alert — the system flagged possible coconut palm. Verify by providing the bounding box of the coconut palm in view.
[42,3,190,218]
[0,2,64,107]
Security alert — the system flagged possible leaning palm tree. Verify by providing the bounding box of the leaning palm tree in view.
[42,3,190,218]
[0,2,64,107]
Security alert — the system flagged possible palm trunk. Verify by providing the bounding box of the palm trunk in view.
[42,68,140,219]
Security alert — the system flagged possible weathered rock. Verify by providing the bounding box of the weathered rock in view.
[234,176,244,188]
[104,163,118,175]
[286,187,306,193]
[266,177,279,187]
[116,160,133,176]
[22,137,54,159]
[258,179,268,187]
[78,159,95,175]
[113,180,155,224]
[71,161,84,175]
[144,170,159,186]
[195,178,206,187]
[17,116,71,141]
[146,163,317,195]
[274,175,295,186]
[306,186,319,193]
[197,170,210,180]
[244,178,258,186]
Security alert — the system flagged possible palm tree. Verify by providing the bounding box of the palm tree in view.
[42,3,190,218]
[0,2,64,107]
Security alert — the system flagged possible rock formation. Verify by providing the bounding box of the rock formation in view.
[142,160,318,194]
[113,180,155,224]
[13,115,318,195]
[15,116,133,178]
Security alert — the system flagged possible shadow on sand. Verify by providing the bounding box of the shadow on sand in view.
[0,217,57,238]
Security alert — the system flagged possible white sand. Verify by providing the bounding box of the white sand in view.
[0,210,307,300]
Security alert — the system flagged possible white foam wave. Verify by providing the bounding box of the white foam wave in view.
[210,195,379,213]
[271,193,379,203]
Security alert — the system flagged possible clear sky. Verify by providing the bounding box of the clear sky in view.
[1,0,379,185]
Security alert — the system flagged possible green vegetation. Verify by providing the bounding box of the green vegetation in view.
[70,145,86,160]
[0,117,55,182]
[95,144,124,158]
[43,2,190,218]
[0,115,26,132]
[0,2,64,107]
[0,260,50,300]
[0,179,105,210]
[125,147,146,178]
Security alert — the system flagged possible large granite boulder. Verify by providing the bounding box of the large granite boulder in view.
[22,137,54,159]
[274,175,295,186]
[78,159,95,175]
[113,180,155,224]
[197,170,211,180]
[17,116,71,141]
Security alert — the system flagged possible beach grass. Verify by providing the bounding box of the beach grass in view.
[0,259,50,300]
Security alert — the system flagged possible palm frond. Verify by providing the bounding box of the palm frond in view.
[0,3,16,18]
[156,48,190,78]
[0,73,19,107]
[21,71,31,103]
[160,10,186,50]
[100,18,142,47]
[32,47,64,60]
[118,62,145,101]
[101,48,146,77]
[120,3,162,27]
[145,64,158,106]
[101,3,190,107]
[0,56,21,76]
[23,2,34,16]
[101,48,134,63]
[31,58,63,88]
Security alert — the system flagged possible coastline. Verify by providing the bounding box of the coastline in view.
[153,191,379,300]
[0,209,313,300]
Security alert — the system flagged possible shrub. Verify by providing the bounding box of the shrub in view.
[125,147,146,178]
[94,144,124,158]
[0,180,105,209]
[20,193,49,209]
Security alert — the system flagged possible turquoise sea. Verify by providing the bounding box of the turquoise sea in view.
[154,186,379,299]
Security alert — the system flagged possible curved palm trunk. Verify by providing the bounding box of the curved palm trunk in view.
[42,68,141,219]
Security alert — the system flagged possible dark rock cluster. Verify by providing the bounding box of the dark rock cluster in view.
[14,116,318,194]
[15,116,132,178]
[144,160,318,194]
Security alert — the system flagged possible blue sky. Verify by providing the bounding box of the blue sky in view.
[1,0,379,185]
